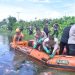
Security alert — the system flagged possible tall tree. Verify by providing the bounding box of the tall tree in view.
[7,16,17,31]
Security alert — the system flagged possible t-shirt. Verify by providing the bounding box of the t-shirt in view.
[68,24,75,44]
[43,38,59,51]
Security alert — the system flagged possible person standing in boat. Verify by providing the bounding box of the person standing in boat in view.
[59,26,71,55]
[13,28,24,43]
[33,28,47,50]
[42,35,59,58]
[68,24,75,56]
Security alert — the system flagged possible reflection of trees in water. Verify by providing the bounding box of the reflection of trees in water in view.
[8,35,13,50]
[8,35,12,43]
[0,35,8,45]
[0,34,13,50]
[2,35,8,44]
[0,35,12,45]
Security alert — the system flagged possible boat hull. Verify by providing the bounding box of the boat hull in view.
[10,41,75,72]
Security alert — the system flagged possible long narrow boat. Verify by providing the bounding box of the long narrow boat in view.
[10,41,75,72]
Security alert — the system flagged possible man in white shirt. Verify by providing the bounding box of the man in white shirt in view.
[68,24,75,55]
[43,35,59,58]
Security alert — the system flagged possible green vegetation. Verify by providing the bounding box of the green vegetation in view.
[0,16,75,40]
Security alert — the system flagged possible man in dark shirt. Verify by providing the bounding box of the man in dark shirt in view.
[59,26,71,55]
[29,25,33,35]
[43,23,49,36]
[52,23,59,38]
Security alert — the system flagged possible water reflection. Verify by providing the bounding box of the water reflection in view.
[13,50,37,75]
[0,35,36,75]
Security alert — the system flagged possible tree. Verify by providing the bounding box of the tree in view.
[7,16,17,31]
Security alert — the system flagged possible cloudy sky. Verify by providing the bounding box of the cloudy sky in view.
[0,0,75,21]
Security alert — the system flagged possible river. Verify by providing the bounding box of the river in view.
[0,35,75,75]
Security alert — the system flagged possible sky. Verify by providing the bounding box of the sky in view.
[0,0,75,21]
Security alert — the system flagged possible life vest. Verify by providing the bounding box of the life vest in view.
[13,33,23,42]
[15,35,22,41]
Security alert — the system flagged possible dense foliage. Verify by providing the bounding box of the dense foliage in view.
[0,16,75,39]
